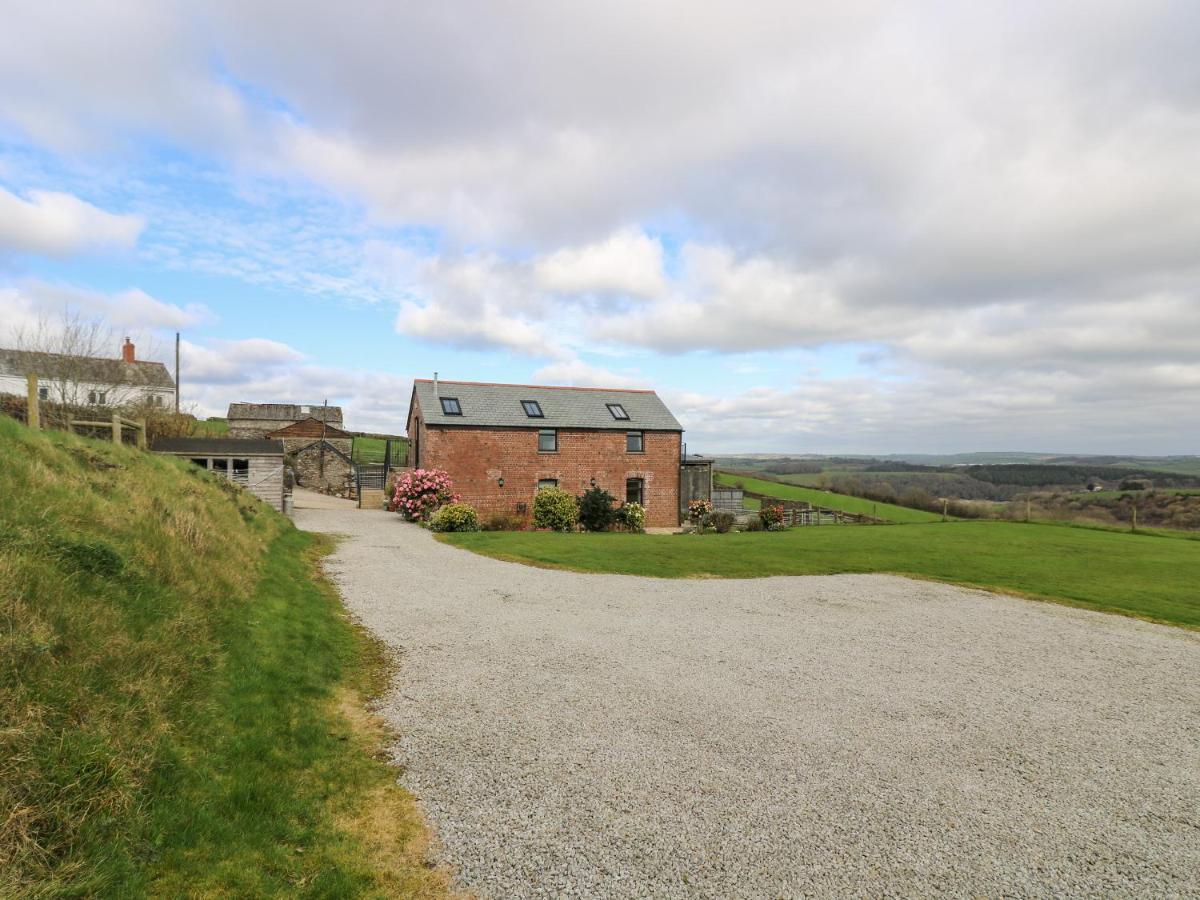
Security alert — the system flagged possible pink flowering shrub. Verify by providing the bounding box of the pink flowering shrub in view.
[392,468,459,522]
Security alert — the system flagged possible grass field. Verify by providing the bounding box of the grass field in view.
[444,521,1200,628]
[0,417,444,896]
[193,417,230,436]
[351,434,409,465]
[716,471,945,523]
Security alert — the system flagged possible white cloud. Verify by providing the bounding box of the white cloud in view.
[0,280,208,346]
[0,186,144,256]
[534,229,666,298]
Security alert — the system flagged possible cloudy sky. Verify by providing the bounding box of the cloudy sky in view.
[1,1,1197,453]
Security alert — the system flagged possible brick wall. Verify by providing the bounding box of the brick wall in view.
[421,426,681,527]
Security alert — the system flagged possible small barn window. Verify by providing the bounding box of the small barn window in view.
[212,458,229,475]
[626,431,644,452]
[607,403,629,420]
[440,397,462,415]
[537,478,558,490]
[538,429,557,452]
[38,386,48,400]
[189,458,209,469]
[521,400,544,418]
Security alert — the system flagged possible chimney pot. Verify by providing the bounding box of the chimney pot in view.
[122,337,135,363]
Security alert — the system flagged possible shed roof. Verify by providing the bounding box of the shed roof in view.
[411,379,683,431]
[226,402,343,422]
[0,348,175,389]
[152,437,284,455]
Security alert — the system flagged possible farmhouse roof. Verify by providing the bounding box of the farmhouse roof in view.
[266,417,352,438]
[0,348,175,389]
[411,379,683,431]
[152,437,284,455]
[227,402,343,423]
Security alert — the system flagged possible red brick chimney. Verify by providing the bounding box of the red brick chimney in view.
[122,337,135,363]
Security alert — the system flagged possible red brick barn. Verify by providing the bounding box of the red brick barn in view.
[406,379,685,528]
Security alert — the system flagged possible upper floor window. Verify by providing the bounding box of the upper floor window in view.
[521,400,544,418]
[538,429,557,452]
[88,390,107,405]
[440,397,462,415]
[626,431,644,453]
[607,403,629,420]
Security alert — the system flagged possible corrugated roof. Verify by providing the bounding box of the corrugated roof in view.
[152,437,284,455]
[0,348,175,389]
[227,402,343,422]
[412,379,683,430]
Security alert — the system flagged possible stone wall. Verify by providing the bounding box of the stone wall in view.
[419,426,681,527]
[287,438,354,494]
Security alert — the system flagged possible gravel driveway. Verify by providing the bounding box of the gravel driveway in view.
[296,507,1200,898]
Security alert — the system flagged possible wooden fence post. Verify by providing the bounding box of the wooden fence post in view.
[137,418,147,450]
[26,374,40,430]
[112,412,122,446]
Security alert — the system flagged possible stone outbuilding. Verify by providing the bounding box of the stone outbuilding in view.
[226,402,343,438]
[266,417,355,495]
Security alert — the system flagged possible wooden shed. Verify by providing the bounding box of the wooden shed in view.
[152,437,286,511]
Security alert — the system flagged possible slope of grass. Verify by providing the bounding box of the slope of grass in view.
[716,471,945,523]
[443,521,1200,628]
[0,416,444,897]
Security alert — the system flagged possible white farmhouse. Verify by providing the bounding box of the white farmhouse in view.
[0,338,176,409]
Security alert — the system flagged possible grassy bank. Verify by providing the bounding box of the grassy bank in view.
[444,521,1200,628]
[715,471,945,523]
[0,416,444,897]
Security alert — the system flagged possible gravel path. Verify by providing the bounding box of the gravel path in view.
[296,508,1200,898]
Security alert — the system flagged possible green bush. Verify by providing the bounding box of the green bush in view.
[429,502,480,532]
[482,512,527,531]
[577,486,617,532]
[532,487,578,532]
[616,502,646,532]
[711,510,736,533]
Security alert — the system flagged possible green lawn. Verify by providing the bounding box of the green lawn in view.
[443,521,1200,628]
[716,471,945,523]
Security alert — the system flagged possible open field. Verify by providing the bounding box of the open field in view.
[716,471,946,523]
[193,417,230,436]
[351,434,409,465]
[445,521,1200,628]
[0,417,443,896]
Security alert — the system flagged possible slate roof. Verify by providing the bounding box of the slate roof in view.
[411,380,683,431]
[0,348,175,389]
[152,437,284,455]
[227,402,343,423]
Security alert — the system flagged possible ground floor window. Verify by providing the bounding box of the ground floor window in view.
[212,458,229,474]
[232,459,249,481]
[626,477,644,506]
[537,478,558,490]
[38,386,48,400]
[189,458,208,469]
[88,390,107,405]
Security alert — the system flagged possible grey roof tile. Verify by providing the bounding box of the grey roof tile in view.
[0,348,175,389]
[412,380,682,430]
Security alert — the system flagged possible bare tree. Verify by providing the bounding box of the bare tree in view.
[13,309,160,422]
